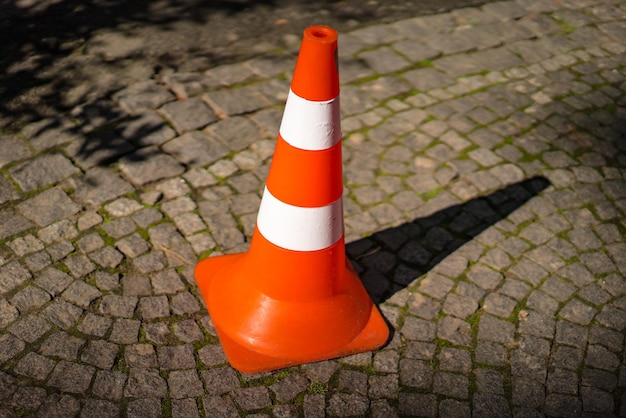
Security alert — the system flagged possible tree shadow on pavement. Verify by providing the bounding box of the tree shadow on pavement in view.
[0,0,496,132]
[0,0,274,131]
[347,176,551,306]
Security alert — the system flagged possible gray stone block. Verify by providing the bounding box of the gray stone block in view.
[10,154,79,192]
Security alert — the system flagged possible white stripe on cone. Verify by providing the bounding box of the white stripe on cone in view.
[279,89,341,151]
[256,186,343,252]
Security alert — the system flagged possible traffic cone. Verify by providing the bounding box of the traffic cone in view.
[194,25,389,373]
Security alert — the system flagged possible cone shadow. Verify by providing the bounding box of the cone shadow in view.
[346,176,551,306]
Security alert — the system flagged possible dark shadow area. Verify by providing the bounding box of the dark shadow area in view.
[0,0,273,131]
[347,176,551,305]
[0,0,496,132]
[550,97,626,172]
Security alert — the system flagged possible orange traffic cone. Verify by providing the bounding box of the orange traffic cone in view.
[194,25,389,373]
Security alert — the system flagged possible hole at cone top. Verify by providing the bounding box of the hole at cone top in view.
[304,26,337,44]
[312,30,328,38]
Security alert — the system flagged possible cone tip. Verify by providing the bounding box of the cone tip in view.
[292,25,340,101]
[304,26,338,44]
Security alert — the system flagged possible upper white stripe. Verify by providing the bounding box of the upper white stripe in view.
[279,89,341,151]
[256,187,343,252]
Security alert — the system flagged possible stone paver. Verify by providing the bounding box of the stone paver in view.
[1,1,626,416]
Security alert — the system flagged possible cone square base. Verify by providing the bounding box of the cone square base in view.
[194,254,390,374]
[216,305,388,374]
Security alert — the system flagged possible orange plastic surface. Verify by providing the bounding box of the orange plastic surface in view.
[265,135,343,207]
[212,302,389,374]
[291,26,339,101]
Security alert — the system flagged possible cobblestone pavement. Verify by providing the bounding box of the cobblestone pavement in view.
[1,0,626,416]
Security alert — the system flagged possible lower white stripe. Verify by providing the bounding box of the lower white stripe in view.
[279,89,341,151]
[256,187,343,252]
